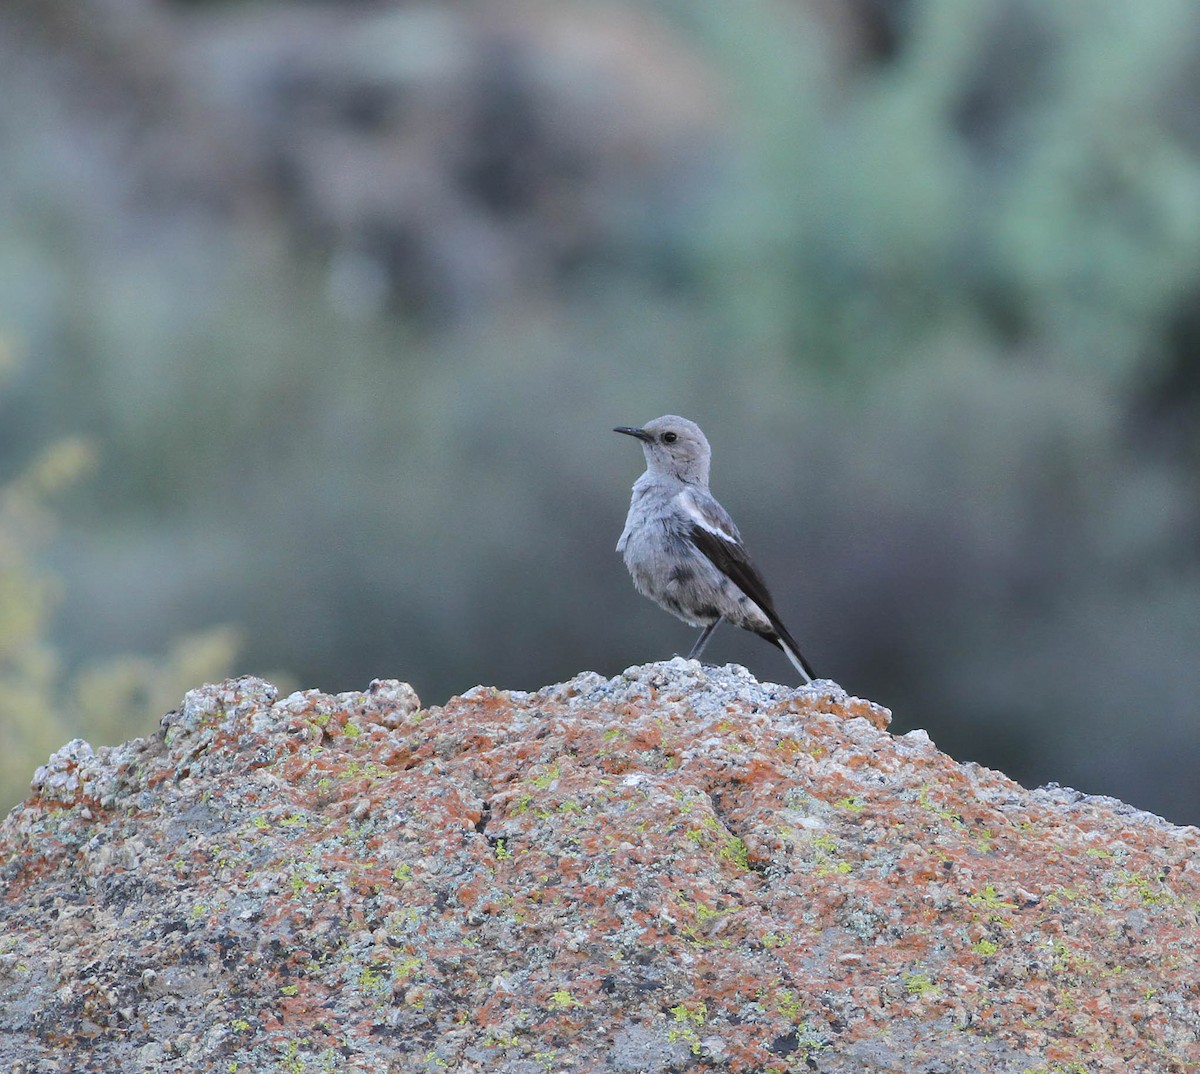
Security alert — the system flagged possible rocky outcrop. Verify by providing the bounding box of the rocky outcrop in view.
[1,662,1197,1072]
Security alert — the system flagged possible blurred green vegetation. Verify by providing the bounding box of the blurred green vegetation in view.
[0,351,238,806]
[1,0,1199,820]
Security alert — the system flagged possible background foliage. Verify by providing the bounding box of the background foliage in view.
[0,369,239,797]
[1,0,1198,821]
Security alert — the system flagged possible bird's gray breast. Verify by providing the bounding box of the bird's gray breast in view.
[619,484,728,627]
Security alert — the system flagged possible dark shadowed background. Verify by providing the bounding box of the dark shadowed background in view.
[2,0,1199,823]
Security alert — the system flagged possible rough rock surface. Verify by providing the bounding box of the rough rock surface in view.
[1,661,1197,1073]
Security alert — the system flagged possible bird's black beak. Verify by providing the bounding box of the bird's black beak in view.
[614,426,654,442]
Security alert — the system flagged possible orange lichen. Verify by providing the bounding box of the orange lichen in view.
[1,667,1196,1072]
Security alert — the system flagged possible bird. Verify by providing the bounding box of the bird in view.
[614,415,816,683]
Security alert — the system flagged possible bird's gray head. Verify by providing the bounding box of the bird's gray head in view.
[614,415,712,485]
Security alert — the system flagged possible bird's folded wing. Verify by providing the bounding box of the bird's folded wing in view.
[676,488,782,620]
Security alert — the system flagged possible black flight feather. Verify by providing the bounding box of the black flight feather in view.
[687,523,817,681]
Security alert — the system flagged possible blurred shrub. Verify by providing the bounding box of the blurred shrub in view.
[0,350,239,810]
[678,0,1200,383]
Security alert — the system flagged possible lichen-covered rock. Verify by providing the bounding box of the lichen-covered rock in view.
[1,662,1197,1072]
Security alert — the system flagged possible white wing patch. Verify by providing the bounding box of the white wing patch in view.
[676,488,739,545]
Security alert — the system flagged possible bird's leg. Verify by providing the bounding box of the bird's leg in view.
[687,618,722,660]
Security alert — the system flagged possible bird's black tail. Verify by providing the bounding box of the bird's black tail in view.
[761,625,816,684]
[688,521,817,684]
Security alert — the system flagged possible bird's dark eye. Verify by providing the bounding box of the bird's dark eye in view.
[662,431,678,443]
